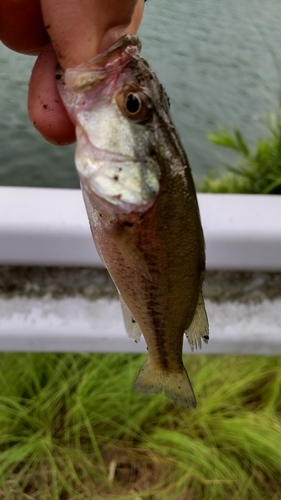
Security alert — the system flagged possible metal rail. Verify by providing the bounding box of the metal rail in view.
[1,186,281,270]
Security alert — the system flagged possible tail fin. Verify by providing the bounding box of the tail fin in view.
[134,358,196,408]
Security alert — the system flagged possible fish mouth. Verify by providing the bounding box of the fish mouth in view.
[75,137,159,216]
[79,160,159,215]
[80,178,157,215]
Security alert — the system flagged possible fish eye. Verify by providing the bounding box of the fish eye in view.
[116,88,151,122]
[126,93,141,114]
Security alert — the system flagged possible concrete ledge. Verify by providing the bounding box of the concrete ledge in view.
[1,295,280,355]
[1,187,281,270]
[0,267,280,354]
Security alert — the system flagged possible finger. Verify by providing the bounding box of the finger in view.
[40,0,143,69]
[99,0,145,53]
[28,43,76,144]
[0,0,49,55]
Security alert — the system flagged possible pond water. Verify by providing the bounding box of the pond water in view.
[0,0,280,188]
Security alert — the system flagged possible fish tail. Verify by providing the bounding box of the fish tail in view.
[134,358,196,408]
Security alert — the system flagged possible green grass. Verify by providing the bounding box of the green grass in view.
[200,111,281,194]
[1,352,281,499]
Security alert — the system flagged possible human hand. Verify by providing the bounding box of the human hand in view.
[0,0,145,145]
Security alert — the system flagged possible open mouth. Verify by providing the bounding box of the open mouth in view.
[80,180,157,215]
[78,162,159,215]
[74,128,159,215]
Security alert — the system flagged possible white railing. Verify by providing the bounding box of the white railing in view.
[1,186,281,353]
[1,186,281,270]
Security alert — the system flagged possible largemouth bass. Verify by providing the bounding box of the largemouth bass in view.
[58,35,209,408]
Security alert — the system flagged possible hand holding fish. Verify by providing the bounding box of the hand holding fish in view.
[0,0,145,143]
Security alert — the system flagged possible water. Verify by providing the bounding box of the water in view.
[0,0,280,188]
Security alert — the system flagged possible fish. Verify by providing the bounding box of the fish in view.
[57,34,209,408]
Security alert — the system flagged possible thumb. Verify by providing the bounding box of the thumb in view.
[40,0,143,69]
[28,0,144,144]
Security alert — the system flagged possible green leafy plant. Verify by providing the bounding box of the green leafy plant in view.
[201,111,281,194]
[1,352,281,499]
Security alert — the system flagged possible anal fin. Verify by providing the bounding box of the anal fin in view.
[119,293,142,343]
[185,291,209,351]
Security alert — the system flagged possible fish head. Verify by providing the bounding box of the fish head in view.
[58,35,168,215]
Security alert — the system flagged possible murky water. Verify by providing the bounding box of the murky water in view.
[0,0,280,188]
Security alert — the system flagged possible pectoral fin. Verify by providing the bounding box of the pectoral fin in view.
[108,224,152,281]
[119,293,142,342]
[185,292,209,351]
